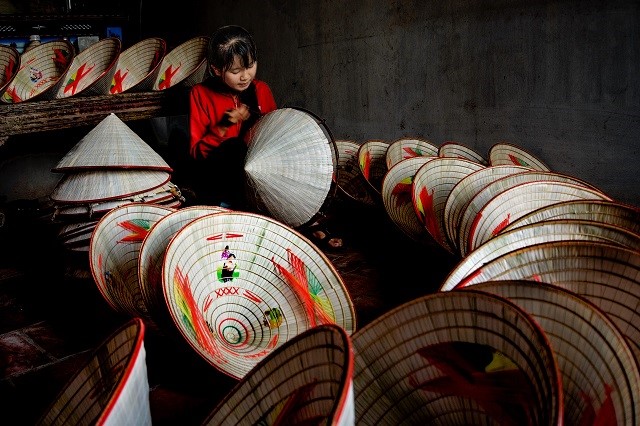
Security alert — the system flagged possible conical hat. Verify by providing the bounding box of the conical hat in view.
[334,139,377,206]
[245,108,336,228]
[56,37,121,98]
[153,36,209,90]
[411,157,485,254]
[162,211,356,379]
[202,324,354,425]
[385,137,438,169]
[37,318,150,426]
[488,142,550,171]
[438,141,488,165]
[468,280,640,424]
[352,290,562,425]
[357,139,389,197]
[1,39,74,103]
[50,169,171,204]
[440,219,640,292]
[109,37,166,94]
[89,203,175,319]
[0,44,19,97]
[53,113,172,172]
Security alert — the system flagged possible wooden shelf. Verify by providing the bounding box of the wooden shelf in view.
[0,89,189,145]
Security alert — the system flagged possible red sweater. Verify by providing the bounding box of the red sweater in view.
[189,79,277,159]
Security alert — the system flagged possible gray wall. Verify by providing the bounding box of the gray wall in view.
[189,0,639,206]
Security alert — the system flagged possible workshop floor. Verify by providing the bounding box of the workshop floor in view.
[0,197,458,425]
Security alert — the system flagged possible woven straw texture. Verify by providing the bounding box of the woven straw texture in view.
[467,180,610,253]
[153,36,209,90]
[357,140,389,197]
[452,240,640,364]
[440,219,640,292]
[501,199,640,236]
[53,113,172,172]
[56,37,121,98]
[203,324,354,426]
[351,290,562,425]
[89,203,176,319]
[58,220,98,252]
[381,156,438,245]
[162,211,356,379]
[0,44,19,97]
[385,137,438,169]
[438,141,488,165]
[138,205,228,325]
[1,39,74,103]
[110,37,166,94]
[467,280,640,424]
[412,157,485,254]
[443,165,530,252]
[50,169,171,204]
[37,318,151,426]
[457,170,606,257]
[245,108,336,228]
[488,142,550,171]
[334,140,377,206]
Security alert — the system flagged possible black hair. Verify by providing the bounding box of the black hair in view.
[207,25,257,73]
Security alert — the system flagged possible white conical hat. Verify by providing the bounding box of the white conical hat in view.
[53,113,172,172]
[245,108,336,228]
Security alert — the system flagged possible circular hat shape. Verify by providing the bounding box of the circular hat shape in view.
[1,39,74,103]
[245,108,336,228]
[162,211,356,379]
[351,290,562,425]
[438,141,488,165]
[488,142,550,171]
[449,240,640,365]
[444,165,530,251]
[412,157,485,254]
[89,203,175,318]
[385,137,438,169]
[153,35,209,90]
[53,113,172,172]
[50,169,171,205]
[457,170,606,257]
[500,199,640,236]
[468,280,640,424]
[202,324,354,425]
[56,37,121,98]
[37,318,150,426]
[440,219,640,292]
[467,180,610,253]
[357,139,389,197]
[334,139,377,206]
[0,44,20,97]
[381,156,438,245]
[109,37,166,94]
[138,205,228,323]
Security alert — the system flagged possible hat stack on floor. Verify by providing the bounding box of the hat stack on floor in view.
[50,113,184,252]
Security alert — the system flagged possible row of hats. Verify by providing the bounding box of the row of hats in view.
[0,35,209,103]
[36,279,640,424]
[51,113,184,252]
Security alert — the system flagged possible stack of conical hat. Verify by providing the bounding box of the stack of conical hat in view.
[51,113,183,252]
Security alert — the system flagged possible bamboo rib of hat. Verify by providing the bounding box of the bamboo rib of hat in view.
[0,44,19,98]
[334,139,377,206]
[440,219,640,292]
[488,142,551,171]
[53,113,172,172]
[36,318,150,426]
[153,35,209,90]
[56,37,121,98]
[202,324,354,426]
[385,137,438,169]
[161,211,356,379]
[110,37,166,94]
[467,280,640,424]
[438,141,488,165]
[245,108,337,228]
[357,139,389,198]
[1,39,74,103]
[351,290,562,425]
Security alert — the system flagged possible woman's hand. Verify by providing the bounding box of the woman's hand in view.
[223,104,250,126]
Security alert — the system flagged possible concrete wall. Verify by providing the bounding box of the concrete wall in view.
[180,0,639,205]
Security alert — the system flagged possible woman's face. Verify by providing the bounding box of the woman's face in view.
[215,55,257,92]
